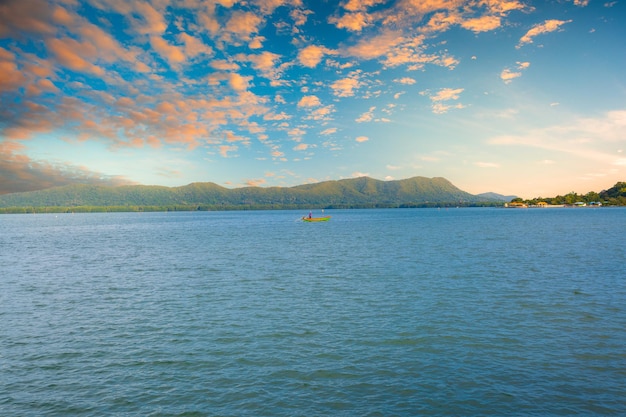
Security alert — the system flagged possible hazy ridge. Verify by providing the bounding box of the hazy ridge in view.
[0,176,504,210]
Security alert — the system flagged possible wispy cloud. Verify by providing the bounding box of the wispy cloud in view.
[475,161,501,168]
[489,110,626,165]
[356,107,376,122]
[422,88,465,114]
[394,77,416,85]
[517,19,572,48]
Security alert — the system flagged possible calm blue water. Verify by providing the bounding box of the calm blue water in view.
[1,208,625,416]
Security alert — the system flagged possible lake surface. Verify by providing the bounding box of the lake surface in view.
[1,208,625,416]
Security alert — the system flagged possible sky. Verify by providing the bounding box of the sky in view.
[1,0,625,199]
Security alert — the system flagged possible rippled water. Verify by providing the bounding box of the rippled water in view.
[2,208,625,415]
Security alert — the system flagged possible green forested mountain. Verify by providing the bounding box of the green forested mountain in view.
[0,176,498,212]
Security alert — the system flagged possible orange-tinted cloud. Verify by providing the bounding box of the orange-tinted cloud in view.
[461,15,501,33]
[236,51,282,80]
[331,76,361,97]
[179,32,214,58]
[298,95,321,107]
[518,19,572,48]
[246,177,267,186]
[501,61,530,83]
[132,1,168,35]
[150,36,186,67]
[345,30,404,60]
[46,37,105,76]
[394,77,416,84]
[329,12,370,32]
[229,73,252,91]
[298,45,332,68]
[224,11,264,41]
[422,87,465,114]
[0,47,27,92]
[0,0,56,37]
[219,145,238,157]
[356,107,375,122]
[305,105,334,121]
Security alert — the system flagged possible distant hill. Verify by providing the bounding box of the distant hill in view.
[476,192,517,202]
[0,176,503,211]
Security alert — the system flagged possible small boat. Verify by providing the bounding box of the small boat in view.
[302,216,331,222]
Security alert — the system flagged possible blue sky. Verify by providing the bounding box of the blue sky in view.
[1,0,624,198]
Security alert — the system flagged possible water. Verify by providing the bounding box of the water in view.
[1,208,625,416]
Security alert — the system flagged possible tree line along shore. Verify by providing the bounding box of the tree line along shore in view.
[0,179,623,214]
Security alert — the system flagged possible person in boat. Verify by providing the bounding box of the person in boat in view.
[308,211,312,219]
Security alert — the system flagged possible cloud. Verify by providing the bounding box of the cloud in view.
[132,2,167,35]
[298,45,333,67]
[150,36,186,67]
[475,162,501,168]
[329,0,388,31]
[246,178,267,186]
[0,0,607,193]
[211,60,240,71]
[461,15,501,33]
[422,88,465,114]
[429,87,464,102]
[298,95,322,107]
[219,145,238,157]
[229,73,252,91]
[288,127,306,137]
[355,136,369,142]
[236,51,282,80]
[331,76,361,97]
[500,69,522,82]
[517,19,572,48]
[0,0,57,37]
[178,32,214,58]
[0,141,133,194]
[344,30,405,60]
[224,130,249,143]
[46,37,106,76]
[248,36,265,49]
[0,47,27,92]
[501,61,530,83]
[329,12,370,32]
[356,106,376,122]
[394,77,416,85]
[489,110,626,164]
[305,105,335,121]
[223,11,264,42]
[485,0,527,14]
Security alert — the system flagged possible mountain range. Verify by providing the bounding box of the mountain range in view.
[0,176,509,211]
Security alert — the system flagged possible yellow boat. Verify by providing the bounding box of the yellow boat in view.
[302,216,331,222]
